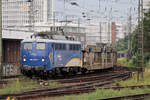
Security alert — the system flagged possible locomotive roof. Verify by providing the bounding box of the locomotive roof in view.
[22,39,81,44]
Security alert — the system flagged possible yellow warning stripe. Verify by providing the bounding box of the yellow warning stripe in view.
[65,58,82,66]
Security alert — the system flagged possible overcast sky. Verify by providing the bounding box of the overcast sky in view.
[53,0,149,24]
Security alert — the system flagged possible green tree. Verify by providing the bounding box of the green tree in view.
[131,3,150,62]
[115,35,128,51]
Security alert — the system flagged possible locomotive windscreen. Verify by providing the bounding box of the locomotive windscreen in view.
[24,42,32,50]
[36,43,46,50]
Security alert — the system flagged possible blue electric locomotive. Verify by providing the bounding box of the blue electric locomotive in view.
[20,39,84,77]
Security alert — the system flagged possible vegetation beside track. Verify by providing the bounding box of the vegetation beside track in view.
[117,57,137,67]
[118,68,150,86]
[117,57,150,86]
[0,76,60,94]
[117,58,128,66]
[117,57,150,68]
[42,88,150,100]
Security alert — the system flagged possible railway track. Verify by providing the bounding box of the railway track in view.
[0,66,127,89]
[0,75,21,88]
[0,71,131,100]
[56,71,125,83]
[0,80,7,88]
[96,92,150,100]
[101,84,150,90]
[16,84,150,100]
[45,66,135,83]
[115,65,140,72]
[0,75,21,80]
[0,66,139,100]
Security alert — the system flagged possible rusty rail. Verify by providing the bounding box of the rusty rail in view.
[115,65,140,72]
[96,92,150,100]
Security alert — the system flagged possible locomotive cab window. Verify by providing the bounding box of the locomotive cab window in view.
[24,42,32,50]
[69,44,81,51]
[36,43,46,50]
[77,45,81,50]
[55,44,66,50]
[55,44,60,50]
[62,44,66,50]
[69,44,73,50]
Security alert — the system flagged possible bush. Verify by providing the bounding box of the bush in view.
[129,56,138,67]
[144,52,150,62]
[146,60,150,68]
[117,57,138,67]
[128,59,134,67]
[117,58,128,66]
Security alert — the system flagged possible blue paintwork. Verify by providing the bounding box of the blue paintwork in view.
[53,47,81,68]
[20,42,52,70]
[20,40,82,71]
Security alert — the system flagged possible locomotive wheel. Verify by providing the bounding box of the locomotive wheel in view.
[81,68,87,74]
[50,69,57,78]
[49,73,53,78]
[21,69,25,75]
[28,70,33,78]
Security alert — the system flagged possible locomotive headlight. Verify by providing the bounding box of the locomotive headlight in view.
[23,58,26,62]
[23,56,26,62]
[42,58,45,62]
[42,56,45,62]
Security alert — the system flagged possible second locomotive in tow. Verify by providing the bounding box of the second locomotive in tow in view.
[20,36,117,77]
